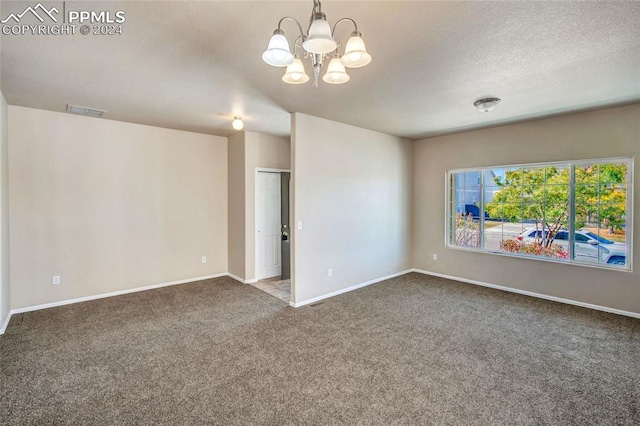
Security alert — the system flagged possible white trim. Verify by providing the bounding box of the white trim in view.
[444,243,633,273]
[227,273,247,284]
[255,167,291,173]
[255,168,290,283]
[0,312,12,335]
[1,272,267,335]
[290,269,413,308]
[446,156,634,174]
[412,268,640,319]
[226,273,258,285]
[3,273,228,328]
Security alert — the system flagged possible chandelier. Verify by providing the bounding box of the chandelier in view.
[262,0,371,86]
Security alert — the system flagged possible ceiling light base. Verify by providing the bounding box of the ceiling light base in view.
[474,98,501,112]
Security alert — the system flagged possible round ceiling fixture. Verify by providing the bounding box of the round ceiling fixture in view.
[232,116,244,131]
[474,98,501,112]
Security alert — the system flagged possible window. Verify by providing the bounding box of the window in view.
[575,233,589,243]
[447,158,632,270]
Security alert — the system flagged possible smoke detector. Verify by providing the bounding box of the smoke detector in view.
[474,98,501,112]
[66,104,105,118]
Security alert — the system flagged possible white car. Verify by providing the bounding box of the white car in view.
[517,228,627,266]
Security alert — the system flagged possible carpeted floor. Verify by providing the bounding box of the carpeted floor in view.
[1,273,638,425]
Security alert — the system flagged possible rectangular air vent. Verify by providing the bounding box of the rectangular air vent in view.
[66,104,105,118]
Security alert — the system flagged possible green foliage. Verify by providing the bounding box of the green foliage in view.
[574,163,627,232]
[485,163,627,244]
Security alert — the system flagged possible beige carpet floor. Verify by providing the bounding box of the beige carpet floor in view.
[1,273,638,425]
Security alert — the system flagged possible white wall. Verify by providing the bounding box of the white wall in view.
[413,104,640,315]
[291,113,412,305]
[9,106,228,309]
[0,92,9,331]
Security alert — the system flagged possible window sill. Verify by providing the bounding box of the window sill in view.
[445,244,633,273]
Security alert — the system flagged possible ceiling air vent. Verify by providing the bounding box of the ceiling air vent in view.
[66,104,105,118]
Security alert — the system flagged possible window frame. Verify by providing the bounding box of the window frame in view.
[445,157,634,272]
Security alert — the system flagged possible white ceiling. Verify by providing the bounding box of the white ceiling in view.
[2,1,640,140]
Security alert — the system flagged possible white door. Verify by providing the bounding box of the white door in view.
[256,172,282,279]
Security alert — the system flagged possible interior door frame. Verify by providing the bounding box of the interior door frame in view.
[255,167,291,283]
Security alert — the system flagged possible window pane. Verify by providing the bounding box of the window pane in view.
[450,171,480,248]
[502,168,524,187]
[453,213,480,247]
[523,188,545,204]
[502,203,524,222]
[545,185,569,201]
[544,205,569,227]
[523,167,545,186]
[575,185,598,207]
[498,222,527,254]
[575,164,598,185]
[599,163,628,184]
[572,161,629,269]
[484,169,505,188]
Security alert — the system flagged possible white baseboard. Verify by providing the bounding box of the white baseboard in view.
[290,269,413,308]
[227,273,246,284]
[0,273,229,335]
[226,274,258,285]
[4,267,633,336]
[412,269,640,319]
[0,312,11,335]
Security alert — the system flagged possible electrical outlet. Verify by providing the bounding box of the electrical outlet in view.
[298,221,303,230]
[432,253,438,261]
[202,256,207,264]
[52,276,60,285]
[328,268,333,277]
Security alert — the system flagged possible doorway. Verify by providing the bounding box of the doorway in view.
[254,170,291,302]
[256,171,281,280]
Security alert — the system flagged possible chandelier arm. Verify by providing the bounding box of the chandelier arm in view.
[277,16,306,40]
[331,17,358,36]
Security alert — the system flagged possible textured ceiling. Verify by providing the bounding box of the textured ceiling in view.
[2,1,640,139]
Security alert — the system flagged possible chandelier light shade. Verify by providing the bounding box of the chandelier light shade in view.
[341,31,372,68]
[303,12,337,54]
[323,55,350,84]
[262,29,294,67]
[262,0,371,86]
[282,55,310,84]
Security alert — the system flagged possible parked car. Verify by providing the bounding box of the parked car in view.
[517,228,626,266]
